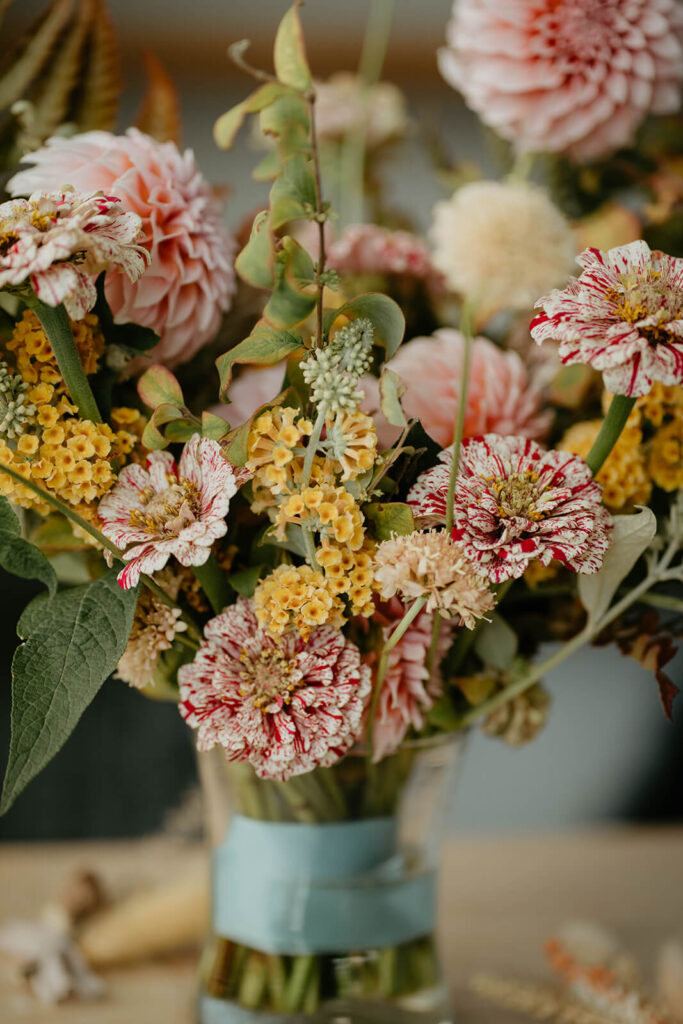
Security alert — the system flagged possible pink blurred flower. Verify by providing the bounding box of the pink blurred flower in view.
[438,0,683,163]
[328,224,444,289]
[8,129,236,367]
[178,599,371,780]
[98,434,239,588]
[314,73,408,148]
[408,435,612,583]
[531,241,683,397]
[363,329,551,449]
[368,598,453,762]
[211,362,286,429]
[0,189,146,319]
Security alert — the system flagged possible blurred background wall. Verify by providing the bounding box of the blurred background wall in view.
[0,0,681,840]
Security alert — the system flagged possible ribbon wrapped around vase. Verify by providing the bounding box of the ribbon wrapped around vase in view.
[211,814,436,956]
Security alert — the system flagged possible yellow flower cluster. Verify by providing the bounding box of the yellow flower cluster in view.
[637,382,683,492]
[323,411,377,482]
[277,482,365,548]
[636,382,683,427]
[560,418,651,512]
[317,539,376,616]
[253,564,345,638]
[247,407,313,481]
[7,309,105,394]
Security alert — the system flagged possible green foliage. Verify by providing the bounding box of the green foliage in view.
[578,508,657,627]
[216,322,303,399]
[1,570,139,814]
[269,153,317,229]
[474,614,518,672]
[379,369,407,428]
[141,402,198,451]
[273,1,312,91]
[214,81,293,151]
[201,411,231,441]
[364,502,415,541]
[137,364,184,409]
[263,238,317,328]
[229,564,266,597]
[323,295,405,360]
[222,387,301,467]
[0,496,56,596]
[234,211,276,290]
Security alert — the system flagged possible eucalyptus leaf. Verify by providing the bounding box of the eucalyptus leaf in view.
[269,152,317,229]
[202,411,231,441]
[214,81,292,150]
[474,614,518,672]
[141,402,185,450]
[137,364,184,410]
[216,321,302,398]
[578,507,657,627]
[273,2,312,91]
[263,236,317,328]
[364,502,415,541]
[323,294,405,360]
[1,570,139,814]
[234,210,275,290]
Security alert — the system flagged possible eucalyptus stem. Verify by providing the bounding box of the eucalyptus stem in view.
[367,596,427,756]
[0,461,200,636]
[585,394,636,476]
[25,298,101,423]
[338,0,396,229]
[445,299,475,533]
[192,553,231,615]
[460,537,680,727]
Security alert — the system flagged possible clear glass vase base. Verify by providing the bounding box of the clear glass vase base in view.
[199,990,454,1024]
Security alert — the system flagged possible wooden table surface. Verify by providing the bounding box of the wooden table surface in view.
[1,828,682,1023]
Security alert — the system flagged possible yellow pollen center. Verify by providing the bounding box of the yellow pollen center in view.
[488,470,544,521]
[129,477,200,535]
[238,647,302,712]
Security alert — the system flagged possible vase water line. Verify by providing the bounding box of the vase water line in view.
[197,735,466,1023]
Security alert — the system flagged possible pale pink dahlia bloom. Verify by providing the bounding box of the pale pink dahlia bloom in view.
[0,189,146,319]
[8,129,236,367]
[328,224,444,289]
[178,599,371,780]
[408,435,612,583]
[98,434,240,589]
[531,241,683,397]
[314,73,408,148]
[363,329,550,449]
[438,0,683,163]
[369,598,452,762]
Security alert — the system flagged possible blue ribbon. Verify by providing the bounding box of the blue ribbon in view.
[212,815,435,955]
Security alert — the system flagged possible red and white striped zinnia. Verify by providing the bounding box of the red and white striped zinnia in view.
[98,434,240,588]
[408,435,612,584]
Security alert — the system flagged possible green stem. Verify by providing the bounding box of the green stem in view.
[306,94,327,350]
[0,461,200,636]
[25,298,101,423]
[445,299,475,533]
[301,402,326,491]
[367,596,427,756]
[338,0,396,229]
[425,613,442,678]
[192,553,231,615]
[460,539,679,728]
[585,394,636,476]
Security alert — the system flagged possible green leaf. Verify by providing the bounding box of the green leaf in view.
[216,320,303,398]
[259,92,310,153]
[379,369,407,428]
[214,80,292,150]
[252,148,281,182]
[229,565,266,597]
[263,236,317,328]
[258,523,309,559]
[323,294,405,360]
[364,502,415,541]
[31,515,87,553]
[273,2,312,91]
[0,531,57,597]
[426,694,460,730]
[474,614,518,672]
[0,495,19,535]
[141,402,184,450]
[234,210,275,290]
[1,570,139,814]
[137,364,184,410]
[202,411,231,441]
[163,418,198,442]
[578,507,657,627]
[269,152,317,229]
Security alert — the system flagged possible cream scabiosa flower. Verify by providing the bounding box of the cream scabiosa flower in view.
[430,182,575,318]
[178,599,371,780]
[438,0,683,163]
[408,435,612,584]
[8,129,236,367]
[98,434,240,588]
[0,189,147,319]
[531,241,683,397]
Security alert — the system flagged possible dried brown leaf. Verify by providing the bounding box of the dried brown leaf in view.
[596,610,681,722]
[30,0,93,139]
[70,0,120,131]
[0,0,74,110]
[134,51,182,145]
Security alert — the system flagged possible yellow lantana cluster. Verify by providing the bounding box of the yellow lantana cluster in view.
[560,417,651,512]
[637,383,683,492]
[253,564,345,638]
[8,309,105,394]
[317,539,376,616]
[247,407,313,491]
[277,483,365,548]
[323,411,377,482]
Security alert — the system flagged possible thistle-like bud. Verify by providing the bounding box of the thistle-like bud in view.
[0,361,36,440]
[302,318,374,414]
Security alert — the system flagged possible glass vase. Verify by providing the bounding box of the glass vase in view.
[197,734,465,1024]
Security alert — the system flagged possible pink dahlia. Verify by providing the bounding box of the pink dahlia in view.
[531,241,683,397]
[98,434,240,589]
[408,435,612,583]
[8,129,236,367]
[438,0,683,163]
[368,598,452,762]
[178,599,371,780]
[327,224,444,289]
[363,329,550,449]
[0,189,146,319]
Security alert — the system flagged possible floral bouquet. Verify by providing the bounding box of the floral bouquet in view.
[0,0,682,1020]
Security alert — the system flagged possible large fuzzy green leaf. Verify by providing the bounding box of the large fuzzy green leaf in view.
[0,496,57,596]
[1,569,138,814]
